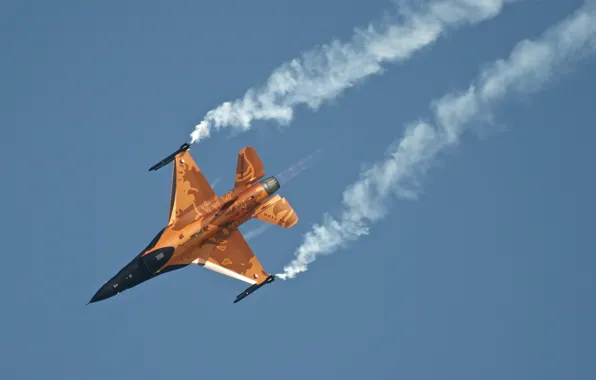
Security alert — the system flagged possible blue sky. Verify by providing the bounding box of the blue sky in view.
[3,0,596,379]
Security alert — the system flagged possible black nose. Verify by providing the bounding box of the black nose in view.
[88,281,118,304]
[87,257,152,304]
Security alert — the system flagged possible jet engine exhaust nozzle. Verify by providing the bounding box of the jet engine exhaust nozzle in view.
[261,176,280,195]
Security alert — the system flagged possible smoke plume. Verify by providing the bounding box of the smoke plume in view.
[276,1,596,279]
[190,0,521,143]
[276,147,325,187]
[243,224,271,241]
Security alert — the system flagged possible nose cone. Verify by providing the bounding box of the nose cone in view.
[88,282,118,304]
[87,257,152,305]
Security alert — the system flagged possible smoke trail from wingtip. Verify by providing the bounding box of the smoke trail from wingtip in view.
[276,1,596,280]
[190,0,522,144]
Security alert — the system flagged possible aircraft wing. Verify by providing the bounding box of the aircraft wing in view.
[234,146,265,188]
[202,228,270,285]
[168,150,218,229]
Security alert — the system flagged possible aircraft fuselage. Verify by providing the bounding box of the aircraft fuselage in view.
[88,176,280,304]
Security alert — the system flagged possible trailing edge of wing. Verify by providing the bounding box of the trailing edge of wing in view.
[202,229,270,285]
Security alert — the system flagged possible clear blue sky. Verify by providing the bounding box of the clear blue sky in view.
[3,1,596,379]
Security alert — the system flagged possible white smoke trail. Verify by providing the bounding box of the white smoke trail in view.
[276,147,325,186]
[209,177,221,189]
[276,1,596,280]
[243,224,271,241]
[190,0,521,143]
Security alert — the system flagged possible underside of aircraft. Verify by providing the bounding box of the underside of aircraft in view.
[89,143,298,304]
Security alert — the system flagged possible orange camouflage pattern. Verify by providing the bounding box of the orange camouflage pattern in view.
[252,195,299,228]
[142,146,297,285]
[235,146,265,188]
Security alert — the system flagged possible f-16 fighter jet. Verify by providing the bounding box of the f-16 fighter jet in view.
[89,144,298,304]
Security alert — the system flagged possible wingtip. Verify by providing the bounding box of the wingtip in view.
[148,142,191,172]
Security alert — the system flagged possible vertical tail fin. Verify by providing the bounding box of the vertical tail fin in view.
[235,147,265,188]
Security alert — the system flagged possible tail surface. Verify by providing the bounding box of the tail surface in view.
[235,147,265,188]
[235,146,299,228]
[251,195,298,228]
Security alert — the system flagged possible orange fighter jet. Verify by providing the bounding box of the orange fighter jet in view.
[89,143,298,304]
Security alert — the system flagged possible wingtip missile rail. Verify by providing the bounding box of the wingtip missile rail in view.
[233,275,276,303]
[149,143,191,171]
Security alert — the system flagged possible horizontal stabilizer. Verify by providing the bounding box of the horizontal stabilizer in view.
[251,196,298,228]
